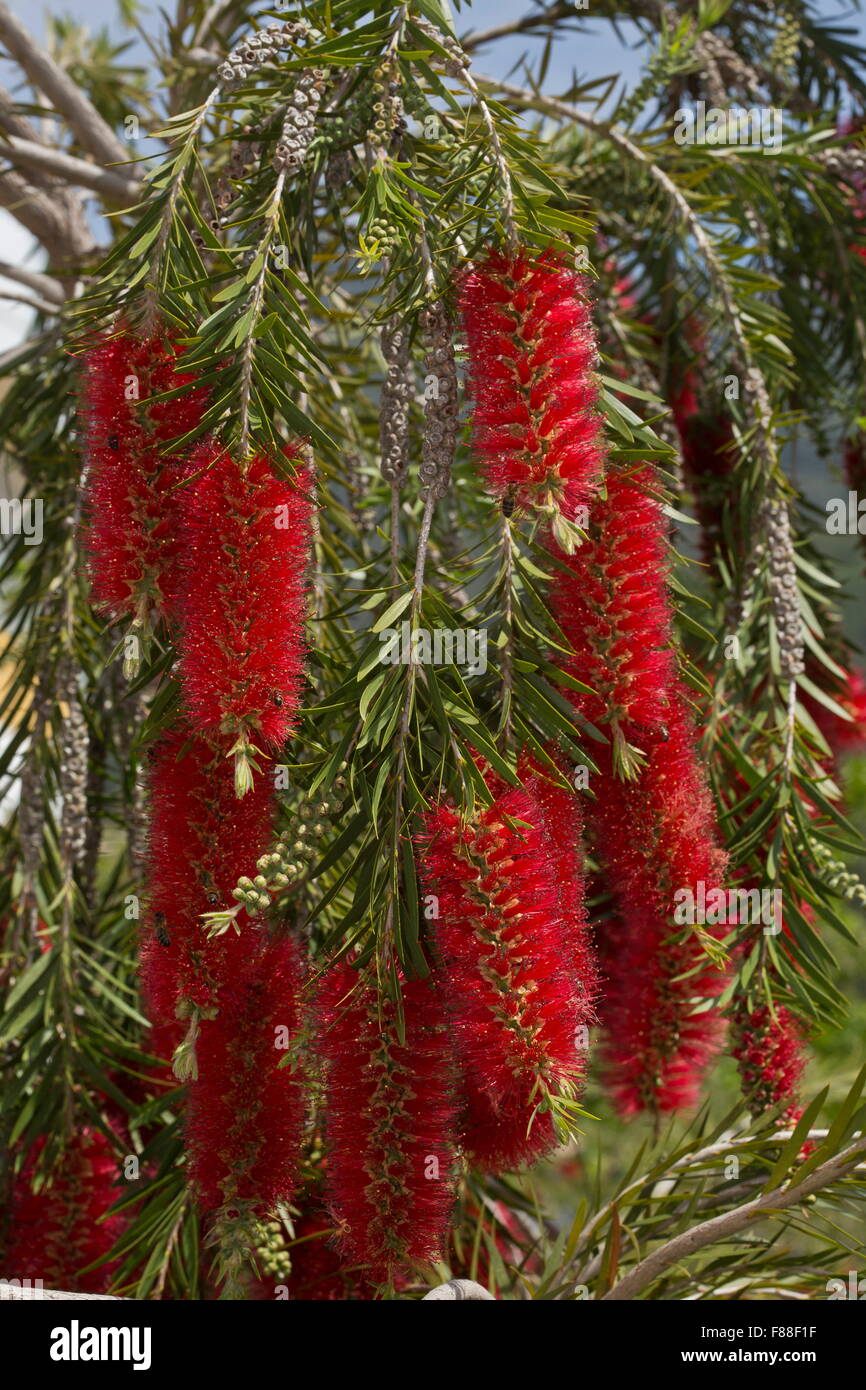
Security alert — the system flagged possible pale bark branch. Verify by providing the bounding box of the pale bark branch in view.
[0,1,130,168]
[0,285,59,315]
[1,134,142,203]
[422,1279,495,1300]
[602,1137,866,1301]
[0,165,96,264]
[0,258,65,303]
[0,82,46,146]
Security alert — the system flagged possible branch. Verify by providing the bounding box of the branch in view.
[0,1,130,168]
[0,167,96,264]
[0,259,65,303]
[462,2,577,52]
[0,82,46,146]
[1,134,141,203]
[602,1136,866,1301]
[0,285,59,315]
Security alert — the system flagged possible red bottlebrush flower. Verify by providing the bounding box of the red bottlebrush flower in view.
[186,933,307,1214]
[730,1001,807,1121]
[550,465,677,765]
[516,746,599,1012]
[547,463,728,1112]
[177,445,314,779]
[419,783,594,1172]
[142,720,274,1040]
[317,960,458,1281]
[460,248,606,521]
[4,1130,126,1294]
[805,660,866,757]
[81,329,206,628]
[589,710,729,1115]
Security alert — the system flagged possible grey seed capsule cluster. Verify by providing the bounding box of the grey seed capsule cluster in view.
[18,683,50,897]
[819,148,866,182]
[345,451,374,532]
[379,319,412,486]
[762,496,804,679]
[273,70,328,174]
[216,20,317,86]
[368,65,404,147]
[412,14,472,81]
[57,660,89,872]
[697,30,761,99]
[420,304,459,502]
[326,147,353,190]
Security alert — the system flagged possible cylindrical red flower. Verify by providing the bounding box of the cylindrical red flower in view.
[588,701,729,1114]
[420,783,595,1171]
[186,933,307,1214]
[81,329,206,628]
[730,1000,807,1122]
[460,248,606,520]
[550,464,678,767]
[516,746,599,1013]
[3,1130,126,1294]
[142,719,274,1045]
[549,464,729,1112]
[177,445,314,780]
[317,961,458,1281]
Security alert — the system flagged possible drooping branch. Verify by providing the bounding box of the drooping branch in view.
[0,1,131,169]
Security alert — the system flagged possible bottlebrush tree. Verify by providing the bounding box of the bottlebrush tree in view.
[1,0,866,1302]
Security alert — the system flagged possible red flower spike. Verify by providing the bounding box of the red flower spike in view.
[81,329,206,630]
[589,711,729,1115]
[808,662,866,757]
[420,783,594,1171]
[547,464,729,1112]
[317,961,458,1281]
[550,464,678,762]
[186,933,307,1214]
[730,1001,807,1122]
[516,746,599,1012]
[178,445,314,776]
[3,1130,126,1294]
[142,720,274,1043]
[460,248,606,522]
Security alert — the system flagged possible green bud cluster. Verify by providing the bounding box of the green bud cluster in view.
[366,216,399,257]
[230,800,339,912]
[813,842,866,904]
[253,1218,293,1282]
[770,10,801,76]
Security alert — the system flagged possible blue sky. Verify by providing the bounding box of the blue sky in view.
[2,1,864,92]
